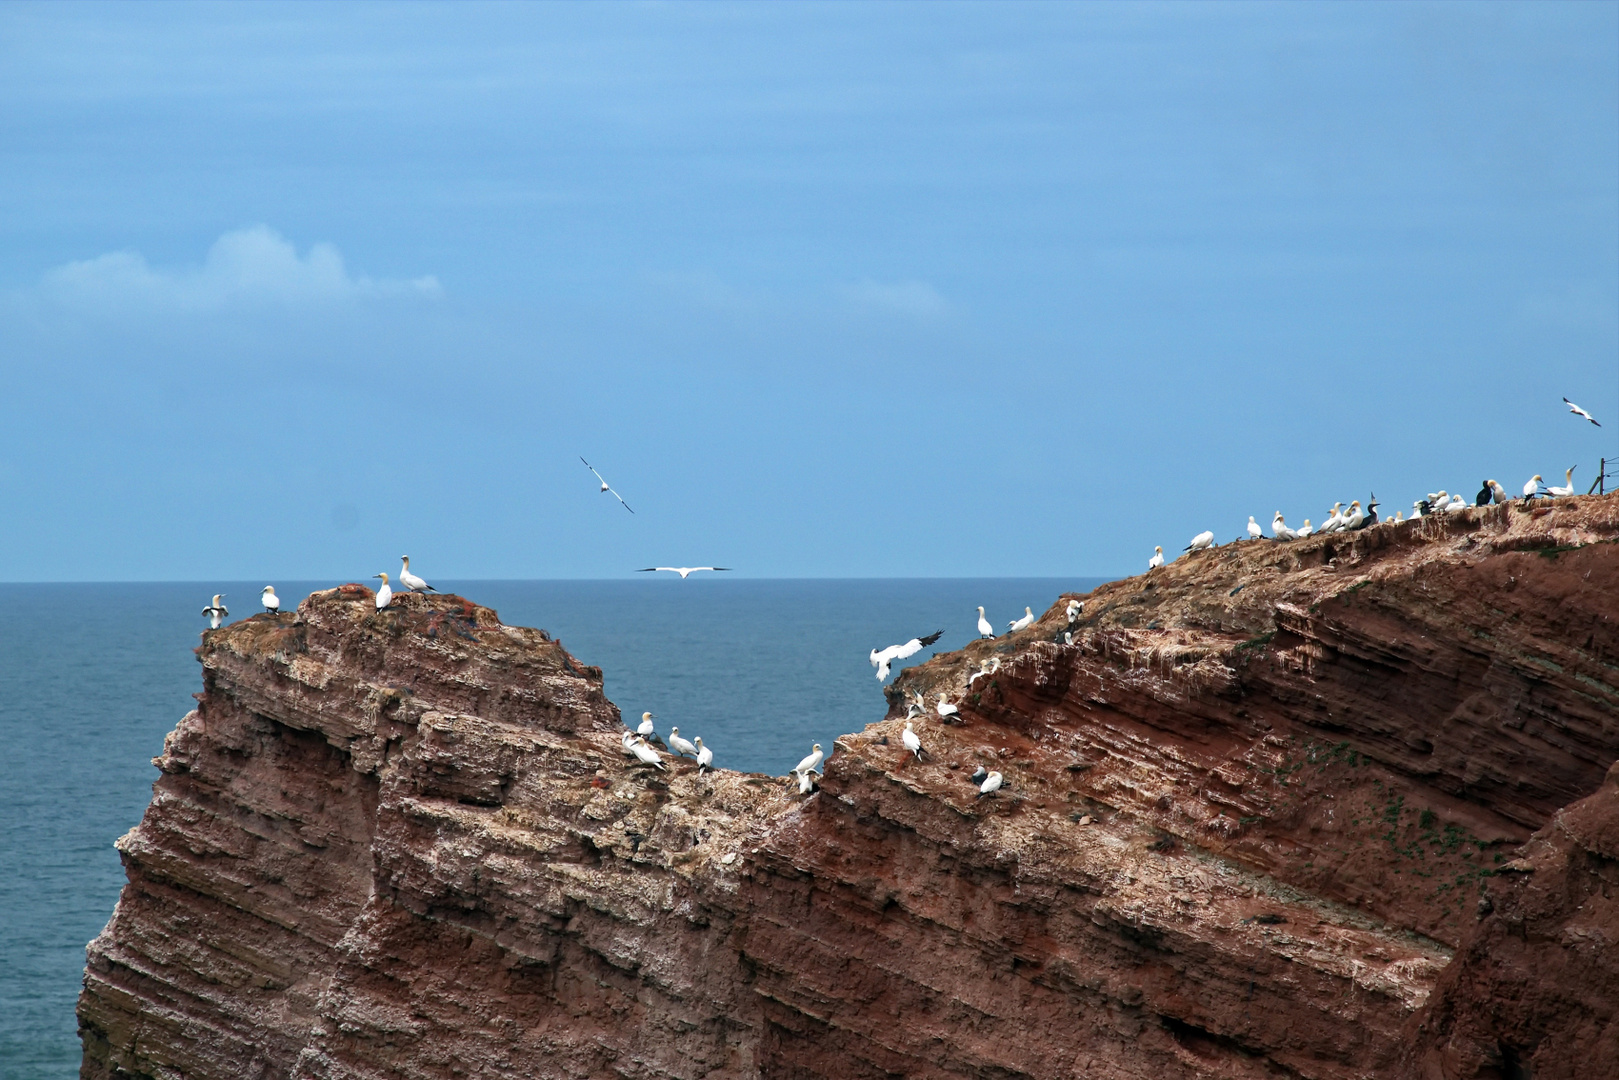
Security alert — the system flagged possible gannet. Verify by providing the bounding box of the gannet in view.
[621,731,639,758]
[1063,631,1073,644]
[1393,511,1404,522]
[1547,467,1576,498]
[695,737,713,772]
[1272,513,1297,541]
[1522,475,1543,500]
[399,556,436,593]
[1563,397,1601,426]
[1410,500,1425,519]
[1447,493,1466,512]
[1148,546,1164,570]
[1184,530,1215,552]
[968,657,1001,687]
[977,771,1004,798]
[1342,501,1365,530]
[667,727,698,759]
[936,696,960,720]
[637,711,656,738]
[798,769,815,794]
[1320,503,1345,532]
[970,765,988,785]
[1066,599,1082,624]
[1297,519,1313,537]
[976,606,994,638]
[581,457,634,512]
[793,744,824,776]
[1007,607,1035,632]
[638,567,731,579]
[261,586,280,613]
[373,573,393,610]
[1489,480,1508,504]
[1247,516,1263,540]
[902,722,922,761]
[1428,492,1449,514]
[630,737,665,770]
[871,630,944,681]
[201,594,228,629]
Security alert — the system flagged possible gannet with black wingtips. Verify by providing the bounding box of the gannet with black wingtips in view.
[1564,398,1601,426]
[630,736,666,770]
[936,695,960,721]
[201,594,228,629]
[399,556,436,593]
[373,573,393,610]
[581,457,634,513]
[1007,607,1034,632]
[970,765,988,786]
[1247,516,1263,540]
[1523,475,1544,501]
[1185,530,1215,552]
[902,722,922,761]
[976,606,994,638]
[637,712,656,738]
[798,769,816,794]
[621,731,640,758]
[793,743,824,777]
[871,630,944,681]
[639,567,731,579]
[1148,546,1164,570]
[261,586,280,613]
[977,771,1004,798]
[1547,467,1577,498]
[695,737,713,773]
[667,727,698,759]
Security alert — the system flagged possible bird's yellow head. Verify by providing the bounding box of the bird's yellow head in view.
[401,556,410,567]
[375,572,389,583]
[642,711,654,721]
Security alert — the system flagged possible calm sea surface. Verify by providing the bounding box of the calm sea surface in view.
[0,577,1101,1077]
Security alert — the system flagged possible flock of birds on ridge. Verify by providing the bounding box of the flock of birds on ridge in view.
[197,399,1606,802]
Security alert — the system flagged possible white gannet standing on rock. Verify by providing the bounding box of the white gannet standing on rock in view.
[1447,493,1466,512]
[639,566,731,579]
[399,556,436,593]
[1297,519,1314,537]
[581,457,635,513]
[1547,467,1576,498]
[902,722,923,761]
[798,769,816,794]
[936,696,960,721]
[1148,546,1164,570]
[793,743,824,777]
[1247,516,1263,540]
[968,657,1001,687]
[1272,513,1297,541]
[1320,503,1345,532]
[261,586,281,613]
[1066,599,1082,624]
[870,630,944,681]
[637,711,656,738]
[667,727,698,759]
[977,770,1004,798]
[630,737,665,770]
[1522,475,1544,501]
[621,731,639,758]
[1563,398,1601,426]
[976,606,995,638]
[373,573,393,610]
[694,737,713,773]
[1489,480,1508,505]
[201,594,228,629]
[1185,531,1215,552]
[1342,501,1365,530]
[1007,607,1035,633]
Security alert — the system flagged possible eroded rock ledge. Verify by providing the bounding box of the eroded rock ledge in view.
[81,497,1619,1079]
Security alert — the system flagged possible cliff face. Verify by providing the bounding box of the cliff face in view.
[80,497,1619,1080]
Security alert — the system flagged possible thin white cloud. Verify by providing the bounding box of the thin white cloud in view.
[841,279,947,318]
[38,225,441,310]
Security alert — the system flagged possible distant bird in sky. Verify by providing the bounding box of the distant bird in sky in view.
[976,606,995,638]
[581,457,634,512]
[639,566,731,578]
[373,572,393,610]
[793,743,824,776]
[201,594,228,629]
[1185,530,1215,552]
[1523,474,1544,501]
[1563,398,1601,426]
[1547,467,1576,498]
[871,630,944,681]
[902,721,923,761]
[694,737,713,773]
[977,770,1004,798]
[936,695,960,721]
[629,736,665,770]
[1247,516,1263,540]
[1148,546,1164,570]
[637,711,656,738]
[399,556,436,593]
[261,586,280,613]
[667,727,698,759]
[1007,606,1035,633]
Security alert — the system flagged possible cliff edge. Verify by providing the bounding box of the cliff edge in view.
[80,496,1619,1078]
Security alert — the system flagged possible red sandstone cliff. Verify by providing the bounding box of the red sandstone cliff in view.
[80,496,1619,1079]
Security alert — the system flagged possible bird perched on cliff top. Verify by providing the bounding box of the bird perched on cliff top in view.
[870,630,944,682]
[1411,500,1426,519]
[1148,546,1164,570]
[201,594,228,629]
[1522,475,1544,501]
[399,556,436,593]
[639,566,731,579]
[976,606,995,638]
[902,721,923,761]
[1342,501,1365,530]
[1446,493,1467,512]
[1008,607,1035,633]
[581,457,634,512]
[667,727,698,759]
[970,765,988,786]
[793,744,824,776]
[637,711,656,738]
[373,573,393,610]
[1247,516,1263,540]
[968,657,1001,688]
[1488,480,1508,505]
[620,731,640,758]
[1271,513,1297,541]
[1066,599,1082,624]
[694,737,713,773]
[1563,398,1601,426]
[936,695,960,721]
[261,586,280,613]
[1547,467,1577,498]
[797,769,816,794]
[1476,481,1493,507]
[977,771,1004,798]
[629,736,665,770]
[1319,503,1346,532]
[1297,519,1314,537]
[1184,530,1215,552]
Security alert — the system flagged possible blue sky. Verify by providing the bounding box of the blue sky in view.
[1,1,1614,581]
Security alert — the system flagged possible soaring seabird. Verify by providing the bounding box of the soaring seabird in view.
[373,573,393,610]
[201,594,228,629]
[1247,516,1263,540]
[639,567,731,579]
[1148,546,1164,570]
[793,744,825,776]
[694,737,713,773]
[936,696,960,721]
[902,722,923,761]
[581,457,634,512]
[637,711,656,738]
[261,586,280,613]
[977,771,1004,798]
[1007,607,1035,633]
[1184,531,1215,552]
[968,657,1001,687]
[1522,475,1544,501]
[1547,467,1577,497]
[1563,398,1601,426]
[1066,599,1082,624]
[871,630,944,681]
[399,556,436,593]
[630,737,666,770]
[667,727,698,759]
[976,606,995,638]
[1272,513,1297,541]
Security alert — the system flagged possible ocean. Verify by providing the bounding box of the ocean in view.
[0,576,1100,1078]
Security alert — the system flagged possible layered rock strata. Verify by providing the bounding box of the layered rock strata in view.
[80,496,1619,1079]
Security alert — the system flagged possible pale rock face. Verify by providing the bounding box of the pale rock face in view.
[82,497,1619,1080]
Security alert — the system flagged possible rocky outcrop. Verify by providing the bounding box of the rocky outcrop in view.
[80,497,1619,1079]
